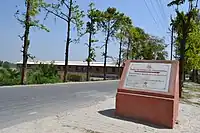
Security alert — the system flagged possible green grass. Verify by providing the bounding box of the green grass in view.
[184,87,200,92]
[182,91,192,99]
[181,87,200,106]
[181,100,200,106]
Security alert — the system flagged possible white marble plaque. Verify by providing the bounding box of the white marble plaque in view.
[123,62,172,92]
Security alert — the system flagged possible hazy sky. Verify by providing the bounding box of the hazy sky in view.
[0,0,190,62]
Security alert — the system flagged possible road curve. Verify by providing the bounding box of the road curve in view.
[0,80,118,129]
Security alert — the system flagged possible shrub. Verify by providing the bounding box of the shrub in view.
[0,62,62,86]
[27,72,61,84]
[0,68,20,86]
[67,73,87,82]
[27,63,61,84]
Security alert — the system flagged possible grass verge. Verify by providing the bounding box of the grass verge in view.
[181,87,200,106]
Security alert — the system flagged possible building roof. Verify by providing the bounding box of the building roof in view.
[16,60,121,67]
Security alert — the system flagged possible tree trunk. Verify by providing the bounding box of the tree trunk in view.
[184,71,186,81]
[192,69,194,82]
[126,38,131,60]
[194,69,197,83]
[21,0,31,85]
[103,31,109,80]
[192,69,198,83]
[179,4,194,97]
[196,69,199,83]
[131,47,134,60]
[170,25,174,60]
[87,30,92,81]
[179,34,186,98]
[63,0,72,82]
[192,69,195,82]
[179,10,192,97]
[118,37,122,78]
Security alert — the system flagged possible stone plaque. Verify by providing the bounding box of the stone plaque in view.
[123,62,172,92]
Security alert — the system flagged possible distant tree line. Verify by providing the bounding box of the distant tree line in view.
[0,61,16,68]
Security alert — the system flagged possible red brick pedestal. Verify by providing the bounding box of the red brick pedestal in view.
[115,60,179,128]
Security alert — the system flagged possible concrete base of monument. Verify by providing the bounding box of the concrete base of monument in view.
[115,91,179,129]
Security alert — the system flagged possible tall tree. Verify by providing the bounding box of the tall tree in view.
[186,25,200,82]
[115,16,132,77]
[168,0,199,97]
[141,35,168,60]
[173,12,200,82]
[128,27,141,60]
[15,0,49,84]
[133,27,147,59]
[125,26,135,60]
[97,7,125,80]
[121,26,146,60]
[121,32,167,60]
[85,3,100,81]
[115,31,126,76]
[43,0,84,82]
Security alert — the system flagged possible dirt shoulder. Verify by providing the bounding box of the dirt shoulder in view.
[0,98,200,133]
[1,82,200,133]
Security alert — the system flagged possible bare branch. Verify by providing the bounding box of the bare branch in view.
[196,0,199,8]
[44,10,49,21]
[60,12,70,20]
[18,35,24,41]
[84,43,89,47]
[43,7,68,22]
[100,44,105,49]
[63,1,70,9]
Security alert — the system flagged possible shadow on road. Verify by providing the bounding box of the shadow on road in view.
[98,109,170,129]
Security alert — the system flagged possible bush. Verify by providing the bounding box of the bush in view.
[27,63,61,84]
[0,68,20,86]
[67,73,87,82]
[27,72,61,84]
[0,62,61,86]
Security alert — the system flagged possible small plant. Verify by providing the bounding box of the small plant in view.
[67,73,87,82]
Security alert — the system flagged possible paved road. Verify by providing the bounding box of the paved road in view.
[0,81,118,129]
